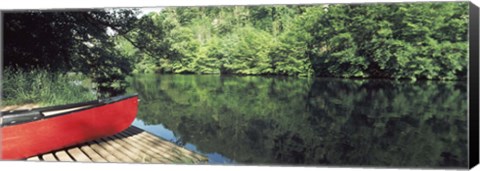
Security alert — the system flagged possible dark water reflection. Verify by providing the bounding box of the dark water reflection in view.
[126,74,467,168]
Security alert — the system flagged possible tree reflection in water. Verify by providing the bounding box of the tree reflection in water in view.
[127,74,467,168]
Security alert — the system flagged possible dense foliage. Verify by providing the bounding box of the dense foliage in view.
[117,2,468,80]
[4,10,139,92]
[128,74,467,167]
[4,2,469,82]
[307,3,468,80]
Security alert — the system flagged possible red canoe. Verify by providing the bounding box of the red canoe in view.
[1,94,139,160]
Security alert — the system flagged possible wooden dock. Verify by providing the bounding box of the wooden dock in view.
[24,126,208,164]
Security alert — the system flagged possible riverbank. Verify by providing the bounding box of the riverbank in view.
[2,68,97,107]
[1,104,40,112]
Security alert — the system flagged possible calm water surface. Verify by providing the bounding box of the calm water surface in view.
[126,74,467,168]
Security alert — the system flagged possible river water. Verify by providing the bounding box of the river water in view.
[125,74,467,168]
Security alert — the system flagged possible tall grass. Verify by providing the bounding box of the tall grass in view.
[2,68,97,107]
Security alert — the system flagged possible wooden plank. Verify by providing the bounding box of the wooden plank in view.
[79,145,108,162]
[103,135,150,162]
[122,128,202,163]
[26,156,40,161]
[27,126,207,164]
[1,104,39,112]
[91,139,135,163]
[41,153,57,161]
[54,151,74,162]
[123,128,176,154]
[67,148,92,162]
[98,136,140,162]
[112,132,175,163]
[114,131,175,163]
[104,134,165,163]
[129,126,205,160]
[119,130,186,163]
[122,129,192,162]
[87,142,122,163]
[126,127,206,162]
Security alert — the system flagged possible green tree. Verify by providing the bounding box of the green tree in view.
[4,10,139,96]
[116,3,468,80]
[307,3,468,80]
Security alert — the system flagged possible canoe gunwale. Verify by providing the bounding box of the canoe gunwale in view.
[1,94,138,127]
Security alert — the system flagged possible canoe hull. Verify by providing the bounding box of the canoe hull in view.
[1,95,138,160]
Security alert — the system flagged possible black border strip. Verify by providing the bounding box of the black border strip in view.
[469,2,479,169]
[0,7,4,161]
